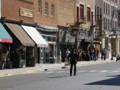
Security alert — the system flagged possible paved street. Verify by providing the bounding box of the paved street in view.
[0,60,120,90]
[0,60,115,77]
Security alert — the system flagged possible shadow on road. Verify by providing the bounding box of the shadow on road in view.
[49,75,68,78]
[85,75,120,86]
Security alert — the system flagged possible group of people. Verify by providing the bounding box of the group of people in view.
[65,46,108,76]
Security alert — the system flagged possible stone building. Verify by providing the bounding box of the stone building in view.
[75,0,95,51]
[95,0,120,58]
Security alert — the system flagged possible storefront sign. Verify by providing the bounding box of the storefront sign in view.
[20,8,33,18]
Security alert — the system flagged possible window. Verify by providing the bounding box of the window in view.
[103,18,105,29]
[87,7,91,21]
[52,37,56,41]
[38,0,42,13]
[108,4,110,15]
[44,1,48,15]
[108,19,110,30]
[48,37,51,41]
[91,11,93,25]
[51,4,54,17]
[115,0,117,3]
[77,6,79,22]
[111,6,113,15]
[104,2,105,14]
[97,7,99,20]
[105,3,107,14]
[95,6,97,21]
[80,4,84,20]
[106,18,108,30]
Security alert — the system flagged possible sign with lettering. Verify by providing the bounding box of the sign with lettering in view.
[20,8,33,18]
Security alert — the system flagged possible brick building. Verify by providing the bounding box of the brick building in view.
[1,0,34,22]
[34,0,76,62]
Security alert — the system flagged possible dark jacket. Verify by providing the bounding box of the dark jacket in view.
[68,52,78,64]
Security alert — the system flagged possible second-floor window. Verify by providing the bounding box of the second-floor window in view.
[38,0,42,14]
[80,4,84,20]
[91,11,93,25]
[77,6,79,22]
[51,4,55,17]
[45,1,48,16]
[87,7,91,21]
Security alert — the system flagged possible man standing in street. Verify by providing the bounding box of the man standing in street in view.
[68,48,78,76]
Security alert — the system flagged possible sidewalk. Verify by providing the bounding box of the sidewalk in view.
[0,59,116,77]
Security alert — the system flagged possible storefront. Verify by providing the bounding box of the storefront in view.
[4,23,35,68]
[22,25,49,64]
[111,27,120,56]
[0,23,13,69]
[58,26,76,62]
[36,27,58,63]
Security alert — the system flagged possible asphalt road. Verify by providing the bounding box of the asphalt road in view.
[0,61,120,90]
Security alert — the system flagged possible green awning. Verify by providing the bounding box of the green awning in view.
[0,23,13,43]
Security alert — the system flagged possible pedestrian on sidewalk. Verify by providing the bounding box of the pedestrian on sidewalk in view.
[68,48,78,76]
[65,48,70,66]
[103,48,107,60]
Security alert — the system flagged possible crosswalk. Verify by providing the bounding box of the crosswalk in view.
[42,70,120,74]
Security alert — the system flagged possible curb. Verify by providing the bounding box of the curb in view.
[0,60,116,77]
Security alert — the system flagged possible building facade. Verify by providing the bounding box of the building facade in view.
[1,0,34,22]
[34,0,59,63]
[0,0,50,69]
[95,0,120,58]
[76,0,95,52]
[57,0,76,62]
[0,0,1,18]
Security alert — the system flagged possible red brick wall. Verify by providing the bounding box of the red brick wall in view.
[1,0,34,22]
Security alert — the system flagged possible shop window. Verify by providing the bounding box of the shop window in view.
[52,37,56,41]
[48,36,51,41]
